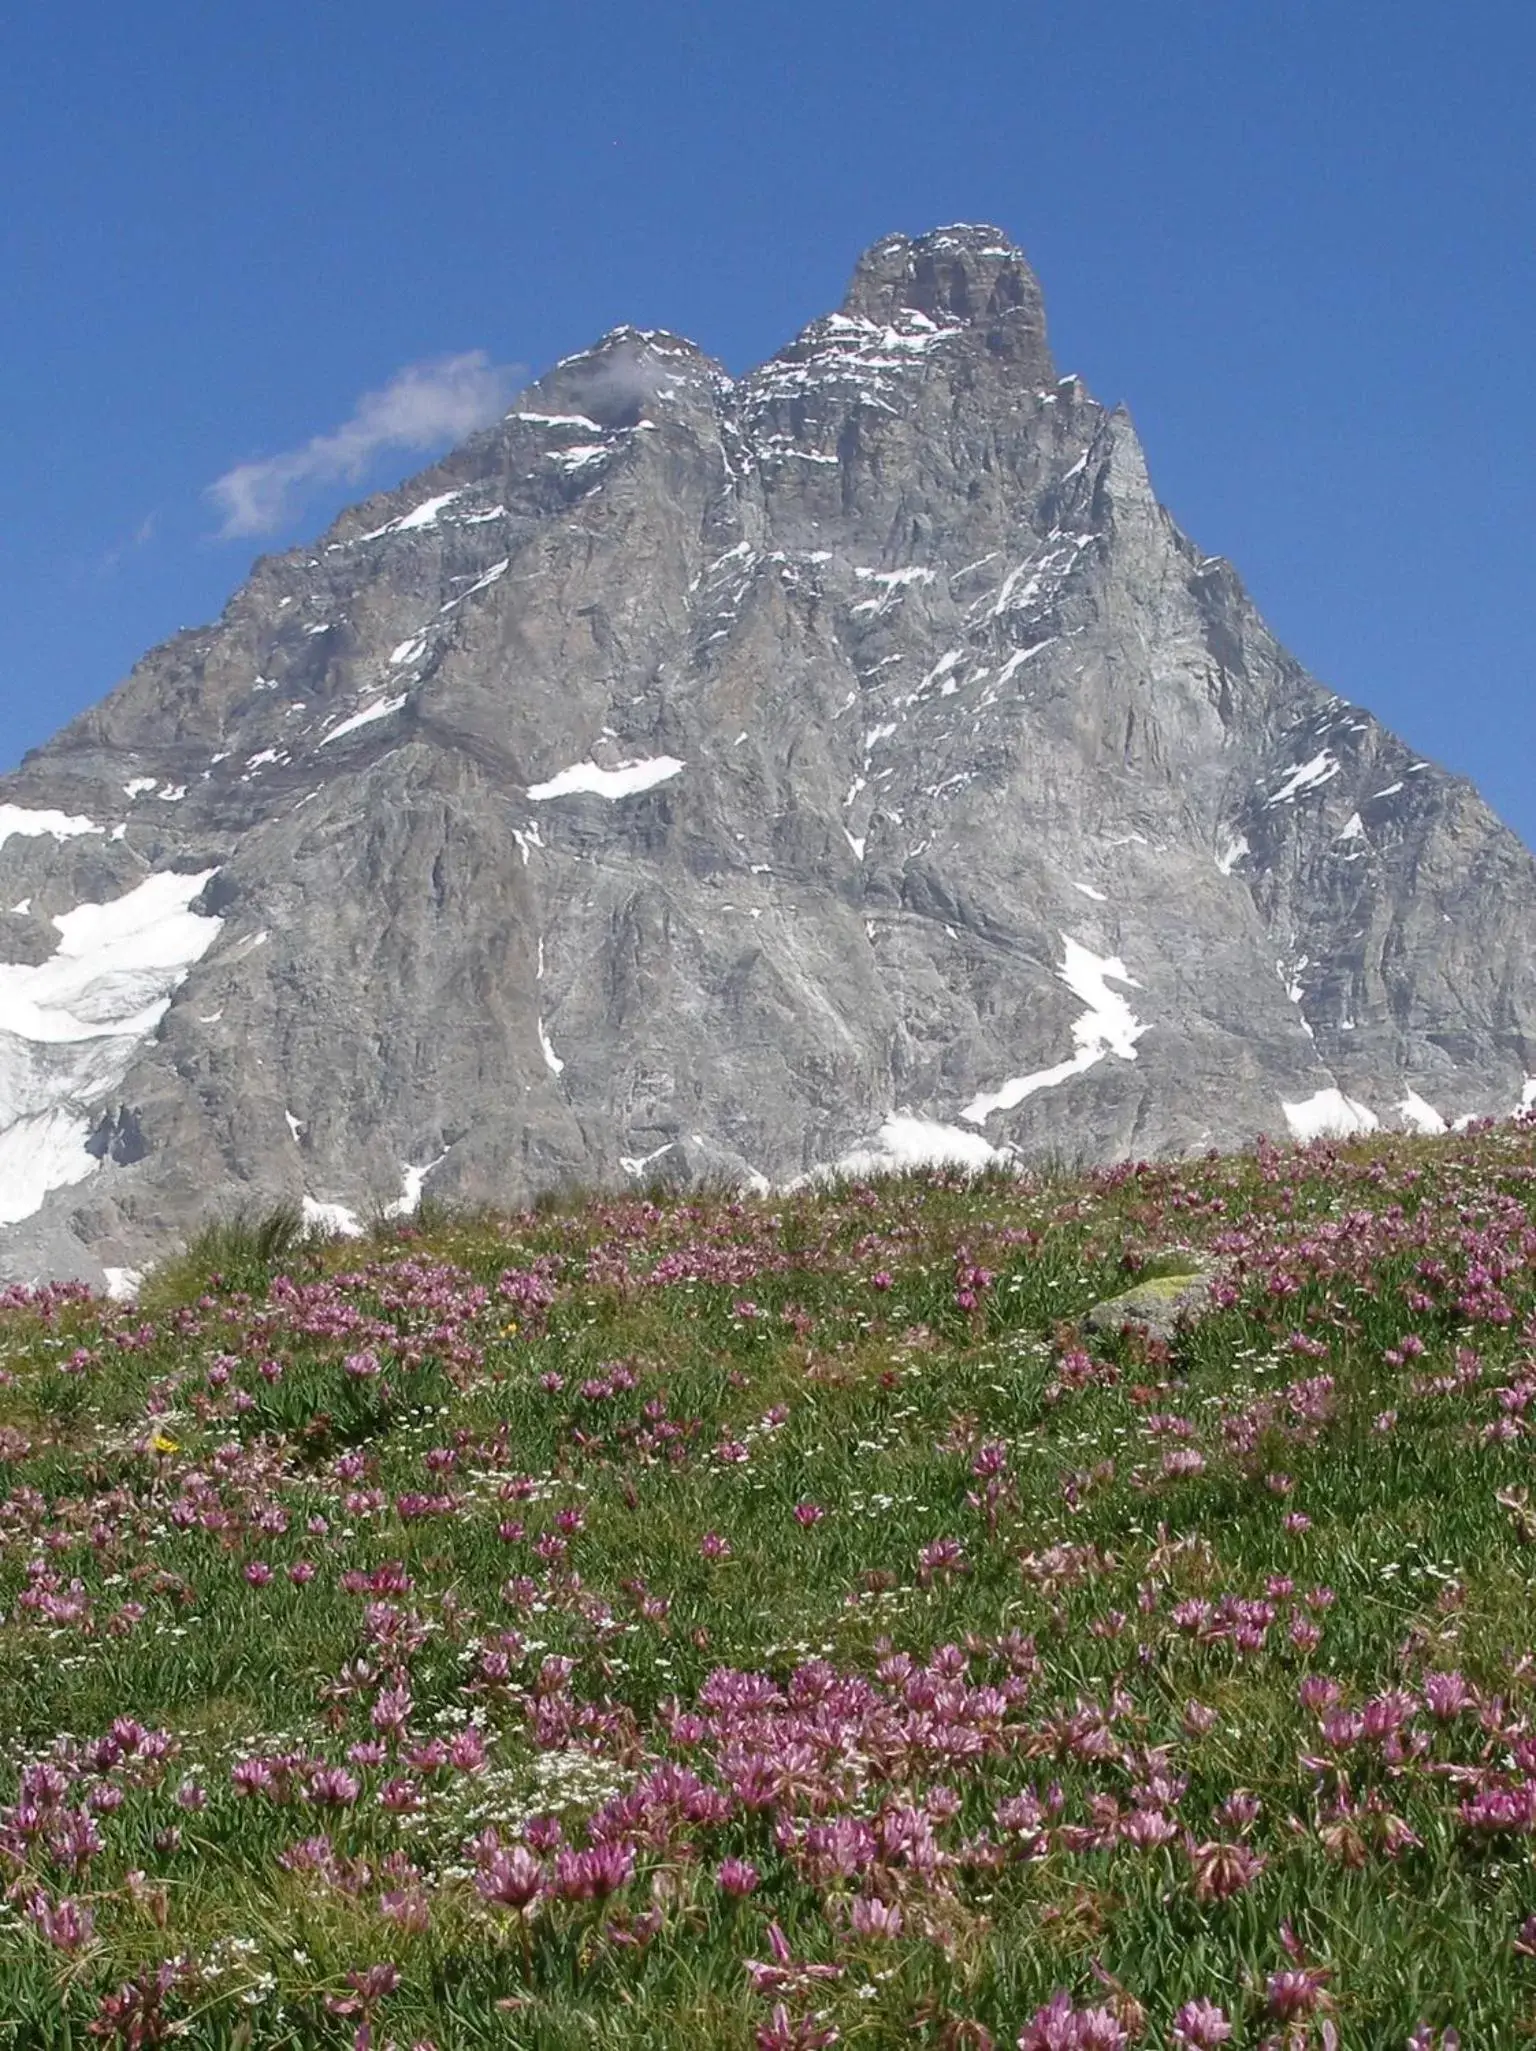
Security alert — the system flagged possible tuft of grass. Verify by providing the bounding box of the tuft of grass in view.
[143,1201,308,1307]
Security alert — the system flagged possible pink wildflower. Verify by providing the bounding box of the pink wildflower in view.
[848,1895,903,1938]
[1423,1670,1475,1719]
[1016,1990,1127,2049]
[380,1886,431,1933]
[1265,1966,1331,2020]
[917,1537,968,1585]
[27,1891,94,1952]
[1216,1790,1260,1834]
[552,1841,634,1901]
[1459,1782,1536,1835]
[1120,1807,1177,1851]
[744,1922,844,1997]
[1161,1447,1206,1480]
[756,2007,839,2051]
[1169,1999,1232,2047]
[371,1684,413,1737]
[305,1767,361,1807]
[1186,1836,1266,1902]
[716,1857,759,1898]
[476,1841,543,1910]
[447,1728,487,1773]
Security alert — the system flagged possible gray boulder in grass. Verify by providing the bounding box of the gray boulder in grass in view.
[1084,1263,1217,1343]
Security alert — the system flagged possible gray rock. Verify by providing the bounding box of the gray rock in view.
[1,224,1534,1277]
[1085,1264,1217,1343]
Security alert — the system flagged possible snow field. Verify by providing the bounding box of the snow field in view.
[0,871,222,1224]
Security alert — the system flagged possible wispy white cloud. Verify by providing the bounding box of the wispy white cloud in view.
[208,351,522,538]
[98,512,158,574]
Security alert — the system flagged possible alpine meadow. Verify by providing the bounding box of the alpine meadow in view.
[2,1120,1536,2042]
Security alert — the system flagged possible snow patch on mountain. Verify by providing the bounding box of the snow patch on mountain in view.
[385,1153,449,1219]
[1216,834,1249,875]
[0,1109,100,1226]
[1282,1089,1380,1142]
[824,1115,1010,1181]
[527,758,684,802]
[0,871,222,1223]
[356,491,463,543]
[319,695,407,748]
[1398,1089,1448,1135]
[0,806,103,857]
[994,641,1056,685]
[0,872,222,1046]
[1267,753,1340,805]
[620,1143,675,1177]
[515,411,605,432]
[302,1196,364,1237]
[962,939,1147,1123]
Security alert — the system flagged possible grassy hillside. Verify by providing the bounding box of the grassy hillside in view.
[3,1122,1536,2046]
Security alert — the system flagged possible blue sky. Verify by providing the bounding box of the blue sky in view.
[4,2,1533,844]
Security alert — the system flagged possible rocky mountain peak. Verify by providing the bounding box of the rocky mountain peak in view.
[838,224,1051,359]
[0,226,1532,1289]
[531,326,727,428]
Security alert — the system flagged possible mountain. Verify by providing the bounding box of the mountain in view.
[2,224,1534,1286]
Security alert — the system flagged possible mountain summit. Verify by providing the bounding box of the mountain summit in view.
[3,225,1534,1284]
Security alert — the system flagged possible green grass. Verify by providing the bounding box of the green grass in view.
[0,1127,1533,2044]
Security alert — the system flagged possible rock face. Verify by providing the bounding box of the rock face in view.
[3,224,1535,1282]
